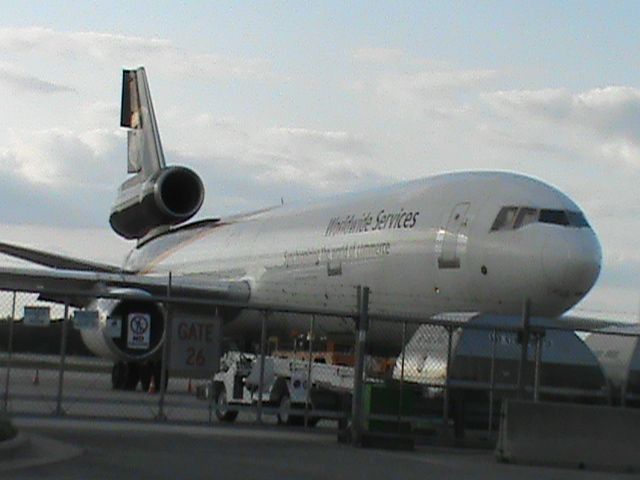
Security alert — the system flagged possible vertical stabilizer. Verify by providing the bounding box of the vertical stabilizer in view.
[120,67,166,177]
[111,68,205,240]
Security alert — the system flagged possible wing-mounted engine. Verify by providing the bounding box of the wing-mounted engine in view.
[110,67,205,240]
[80,289,166,362]
[109,166,205,239]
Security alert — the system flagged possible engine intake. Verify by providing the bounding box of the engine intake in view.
[80,293,166,362]
[110,166,205,239]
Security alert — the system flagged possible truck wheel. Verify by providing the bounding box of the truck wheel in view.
[306,417,320,427]
[215,387,238,422]
[112,362,139,391]
[277,394,303,426]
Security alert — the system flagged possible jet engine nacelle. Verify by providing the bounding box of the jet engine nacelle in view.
[109,166,205,239]
[80,290,166,362]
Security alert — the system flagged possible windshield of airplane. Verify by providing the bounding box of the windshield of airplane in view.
[491,206,590,231]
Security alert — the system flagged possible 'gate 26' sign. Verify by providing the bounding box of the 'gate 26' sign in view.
[170,316,221,377]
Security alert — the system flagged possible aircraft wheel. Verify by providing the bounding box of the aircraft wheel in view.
[123,362,140,391]
[277,394,303,426]
[111,362,139,391]
[152,362,169,391]
[139,363,153,391]
[111,362,126,390]
[215,387,238,422]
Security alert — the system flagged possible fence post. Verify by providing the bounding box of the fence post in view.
[351,286,369,446]
[442,325,453,434]
[55,301,70,417]
[304,315,315,428]
[533,331,543,402]
[487,328,497,434]
[256,311,268,424]
[398,321,407,429]
[2,291,16,412]
[517,298,531,399]
[158,272,172,422]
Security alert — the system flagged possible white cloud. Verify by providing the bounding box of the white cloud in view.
[483,88,572,119]
[351,47,410,64]
[357,69,497,95]
[249,127,379,191]
[482,87,640,167]
[0,65,75,94]
[168,119,384,194]
[0,127,122,186]
[0,27,271,80]
[349,53,498,121]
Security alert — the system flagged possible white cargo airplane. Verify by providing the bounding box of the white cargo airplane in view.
[0,68,602,389]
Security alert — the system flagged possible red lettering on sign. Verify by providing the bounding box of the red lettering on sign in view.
[177,321,215,342]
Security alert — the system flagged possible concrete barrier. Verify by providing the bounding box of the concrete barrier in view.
[0,432,30,461]
[496,400,640,471]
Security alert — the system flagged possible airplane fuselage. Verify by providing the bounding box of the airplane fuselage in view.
[122,171,601,346]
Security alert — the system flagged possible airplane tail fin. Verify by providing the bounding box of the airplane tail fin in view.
[120,67,166,177]
[110,68,205,240]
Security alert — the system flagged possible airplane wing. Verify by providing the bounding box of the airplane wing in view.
[0,267,250,308]
[0,241,122,273]
[428,312,638,331]
[558,314,638,331]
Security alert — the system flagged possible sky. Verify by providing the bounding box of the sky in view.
[0,1,638,320]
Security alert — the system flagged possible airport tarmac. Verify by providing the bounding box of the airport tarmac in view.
[3,357,221,422]
[1,417,637,480]
[2,356,342,425]
[3,357,639,478]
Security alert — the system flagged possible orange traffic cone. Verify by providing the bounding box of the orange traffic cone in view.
[187,378,192,394]
[148,375,157,394]
[32,368,40,385]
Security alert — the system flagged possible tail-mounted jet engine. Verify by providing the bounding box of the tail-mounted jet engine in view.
[79,289,166,390]
[111,68,206,239]
[109,166,205,240]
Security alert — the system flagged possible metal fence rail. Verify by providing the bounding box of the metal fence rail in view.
[1,287,639,446]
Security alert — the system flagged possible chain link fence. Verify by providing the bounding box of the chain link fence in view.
[1,288,640,444]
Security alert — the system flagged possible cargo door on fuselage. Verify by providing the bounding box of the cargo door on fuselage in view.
[437,202,470,269]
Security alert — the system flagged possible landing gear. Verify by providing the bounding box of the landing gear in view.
[111,362,139,390]
[152,362,169,391]
[111,361,167,391]
[139,363,153,391]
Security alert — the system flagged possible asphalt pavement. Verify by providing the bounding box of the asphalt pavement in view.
[1,418,637,480]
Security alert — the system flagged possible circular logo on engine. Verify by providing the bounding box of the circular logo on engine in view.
[130,314,149,334]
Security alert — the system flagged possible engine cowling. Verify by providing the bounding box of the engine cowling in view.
[80,290,166,362]
[109,166,205,239]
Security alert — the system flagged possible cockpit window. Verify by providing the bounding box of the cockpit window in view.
[491,207,590,231]
[514,208,538,229]
[539,209,569,226]
[567,211,590,228]
[490,207,518,231]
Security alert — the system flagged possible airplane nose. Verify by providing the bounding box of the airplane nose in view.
[542,229,601,296]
